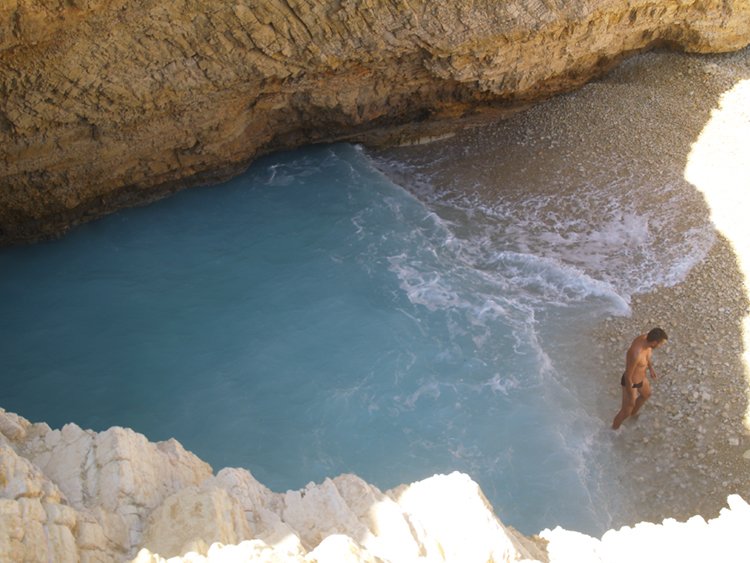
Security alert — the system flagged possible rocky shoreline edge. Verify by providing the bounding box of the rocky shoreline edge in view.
[592,233,750,527]
[1,407,749,562]
[367,43,750,542]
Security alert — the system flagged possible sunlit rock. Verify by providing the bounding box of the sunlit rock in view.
[2,407,749,562]
[1,1,749,244]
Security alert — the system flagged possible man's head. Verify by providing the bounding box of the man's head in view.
[647,327,668,347]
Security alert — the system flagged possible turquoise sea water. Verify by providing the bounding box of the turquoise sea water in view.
[0,143,713,535]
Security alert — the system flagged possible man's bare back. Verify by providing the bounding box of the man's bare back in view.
[612,328,668,430]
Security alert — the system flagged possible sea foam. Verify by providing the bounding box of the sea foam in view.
[0,142,711,537]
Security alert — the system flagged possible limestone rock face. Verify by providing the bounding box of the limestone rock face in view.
[0,408,213,561]
[0,408,545,562]
[134,468,548,562]
[3,408,750,562]
[1,0,749,244]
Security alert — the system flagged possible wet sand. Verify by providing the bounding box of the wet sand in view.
[376,46,750,530]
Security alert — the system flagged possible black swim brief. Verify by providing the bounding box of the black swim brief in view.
[621,373,643,389]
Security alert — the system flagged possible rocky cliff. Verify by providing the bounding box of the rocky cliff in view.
[2,408,749,562]
[1,0,749,244]
[0,408,547,562]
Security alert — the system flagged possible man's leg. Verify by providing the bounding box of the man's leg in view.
[613,386,637,429]
[630,378,652,417]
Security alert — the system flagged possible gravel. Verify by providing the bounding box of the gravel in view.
[597,234,750,526]
[378,45,750,530]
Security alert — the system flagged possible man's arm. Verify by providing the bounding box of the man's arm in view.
[648,358,658,380]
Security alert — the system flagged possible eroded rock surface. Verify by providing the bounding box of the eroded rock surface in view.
[2,407,750,562]
[2,1,749,244]
[0,408,544,562]
[0,408,213,561]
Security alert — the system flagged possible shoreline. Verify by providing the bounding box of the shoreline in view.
[591,233,750,528]
[375,45,750,532]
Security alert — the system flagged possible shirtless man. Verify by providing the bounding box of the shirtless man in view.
[612,327,668,430]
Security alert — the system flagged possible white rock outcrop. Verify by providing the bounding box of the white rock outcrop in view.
[0,408,213,561]
[540,495,750,563]
[0,408,543,562]
[2,407,749,562]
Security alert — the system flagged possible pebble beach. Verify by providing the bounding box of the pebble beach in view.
[378,46,750,531]
[594,233,750,527]
[587,47,750,528]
